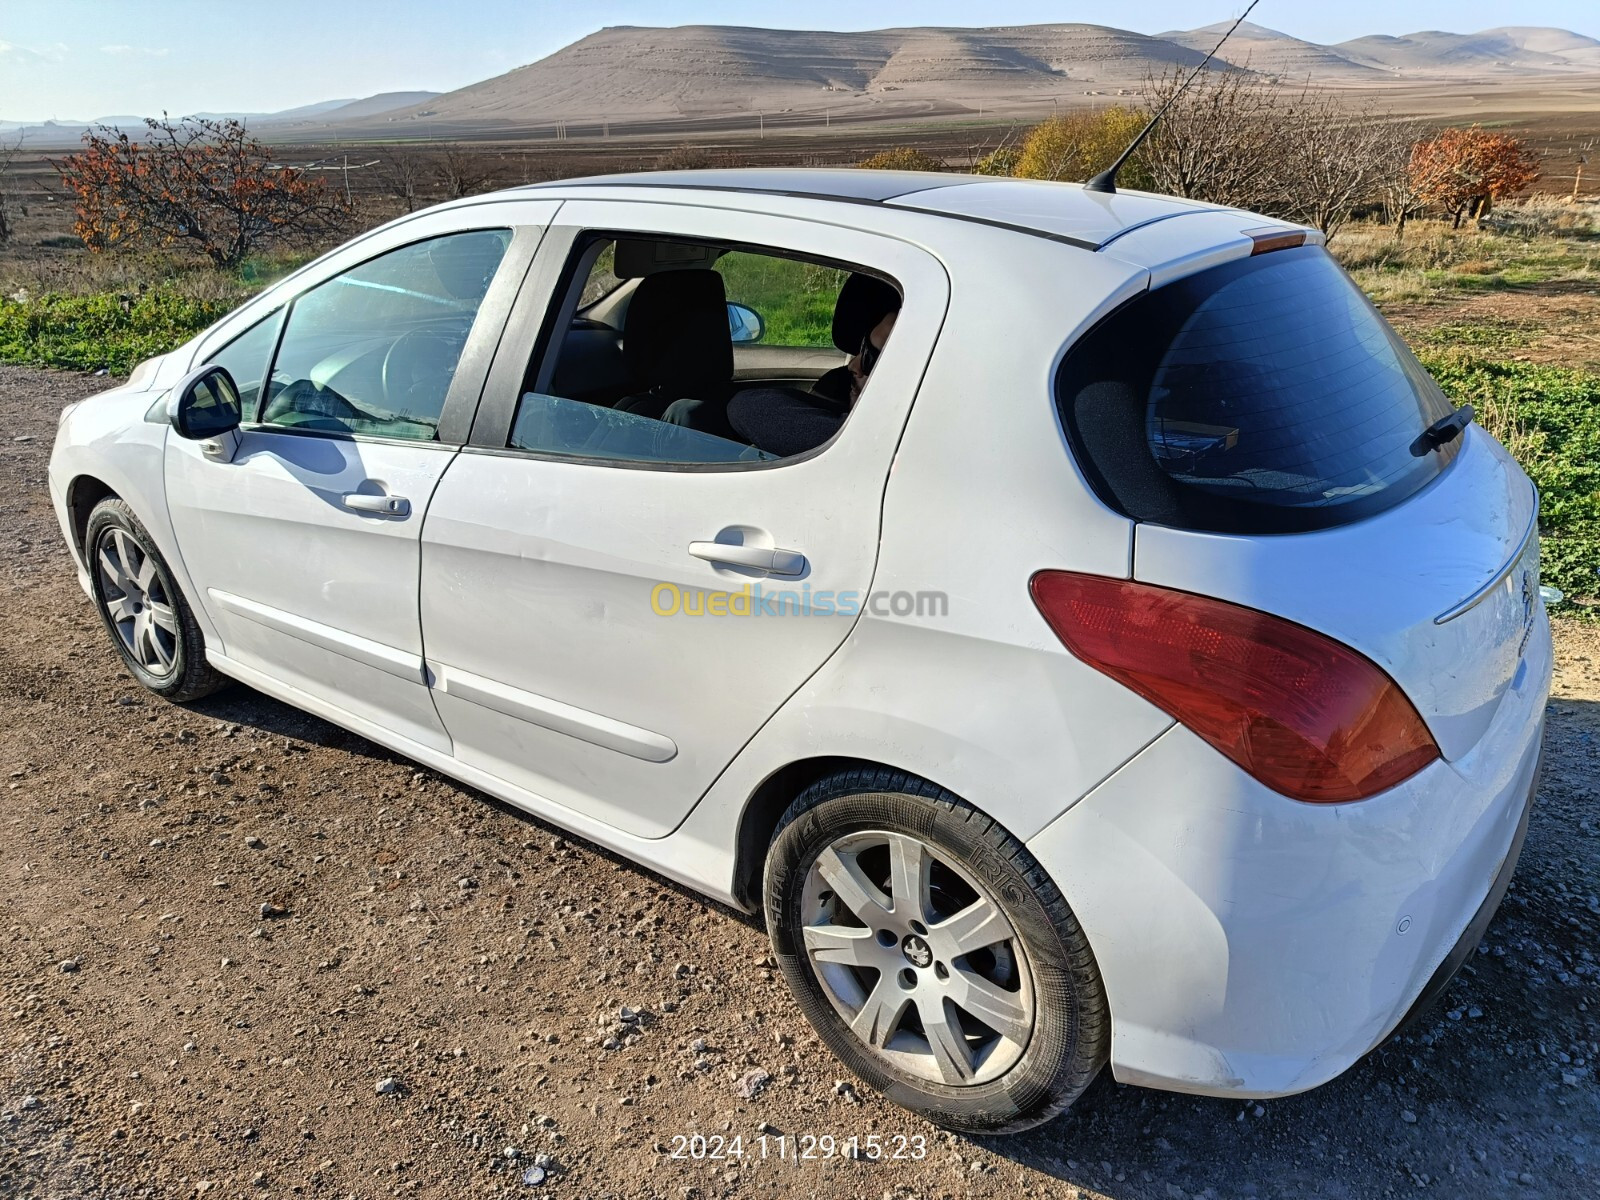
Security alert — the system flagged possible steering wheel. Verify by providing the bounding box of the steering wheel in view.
[381,329,462,410]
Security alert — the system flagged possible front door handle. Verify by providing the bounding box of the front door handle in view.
[689,540,805,576]
[342,492,411,517]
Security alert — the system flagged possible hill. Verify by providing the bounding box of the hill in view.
[8,21,1599,145]
[363,23,1228,128]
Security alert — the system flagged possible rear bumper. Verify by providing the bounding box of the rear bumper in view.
[1394,748,1539,1033]
[1027,614,1551,1099]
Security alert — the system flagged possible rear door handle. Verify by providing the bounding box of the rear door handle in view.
[342,492,411,517]
[689,540,805,576]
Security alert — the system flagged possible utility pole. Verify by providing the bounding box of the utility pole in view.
[341,154,351,205]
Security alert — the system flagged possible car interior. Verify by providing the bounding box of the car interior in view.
[258,230,513,440]
[508,235,902,465]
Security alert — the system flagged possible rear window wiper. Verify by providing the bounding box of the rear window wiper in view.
[1411,404,1474,457]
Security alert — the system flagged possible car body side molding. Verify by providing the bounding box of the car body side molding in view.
[207,589,425,684]
[429,662,679,764]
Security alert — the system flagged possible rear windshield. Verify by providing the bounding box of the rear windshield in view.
[1057,245,1460,533]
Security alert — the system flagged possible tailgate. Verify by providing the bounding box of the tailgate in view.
[1133,429,1542,762]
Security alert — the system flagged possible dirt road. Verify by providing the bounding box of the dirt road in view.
[2,364,1596,1199]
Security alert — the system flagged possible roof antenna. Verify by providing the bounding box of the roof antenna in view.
[1084,0,1262,194]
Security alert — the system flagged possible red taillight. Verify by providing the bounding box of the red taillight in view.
[1030,571,1440,803]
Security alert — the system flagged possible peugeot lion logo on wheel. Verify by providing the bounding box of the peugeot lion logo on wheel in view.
[902,935,934,968]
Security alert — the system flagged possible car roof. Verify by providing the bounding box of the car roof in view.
[519,168,1238,251]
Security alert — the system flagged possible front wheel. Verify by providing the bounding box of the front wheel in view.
[764,769,1108,1134]
[85,498,227,703]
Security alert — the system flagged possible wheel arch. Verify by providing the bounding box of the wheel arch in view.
[66,474,120,565]
[730,755,951,913]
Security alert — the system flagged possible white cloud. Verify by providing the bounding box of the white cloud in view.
[0,40,68,65]
[100,44,170,58]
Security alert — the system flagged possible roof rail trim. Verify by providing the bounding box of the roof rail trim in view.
[887,202,1100,251]
[521,179,1100,252]
[1093,209,1207,250]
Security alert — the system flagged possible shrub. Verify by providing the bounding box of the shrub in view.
[972,145,1021,177]
[56,116,351,268]
[657,145,719,172]
[435,144,501,198]
[857,147,944,172]
[1014,108,1150,189]
[1410,126,1540,228]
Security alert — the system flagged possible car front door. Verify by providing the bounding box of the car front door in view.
[164,207,553,749]
[419,200,949,838]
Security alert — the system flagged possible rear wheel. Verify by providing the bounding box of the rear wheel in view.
[764,768,1107,1134]
[86,498,227,702]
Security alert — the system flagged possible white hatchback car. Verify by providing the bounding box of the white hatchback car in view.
[49,170,1550,1133]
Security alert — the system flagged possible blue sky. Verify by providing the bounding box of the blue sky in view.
[4,0,1598,121]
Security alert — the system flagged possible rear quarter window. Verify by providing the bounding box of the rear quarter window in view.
[1056,245,1460,534]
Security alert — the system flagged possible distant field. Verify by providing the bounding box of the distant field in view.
[3,114,1597,608]
[5,79,1600,213]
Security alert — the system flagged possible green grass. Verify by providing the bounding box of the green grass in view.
[0,241,317,374]
[0,289,232,374]
[1421,349,1600,605]
[1412,319,1535,352]
[713,251,845,348]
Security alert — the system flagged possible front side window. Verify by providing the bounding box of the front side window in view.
[205,313,280,419]
[260,230,510,440]
[510,234,899,467]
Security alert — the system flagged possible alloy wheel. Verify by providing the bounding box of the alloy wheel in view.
[800,830,1035,1086]
[96,527,178,678]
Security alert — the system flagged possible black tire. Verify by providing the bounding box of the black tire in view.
[764,767,1108,1134]
[84,498,228,703]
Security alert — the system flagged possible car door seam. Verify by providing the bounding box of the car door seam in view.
[649,250,957,840]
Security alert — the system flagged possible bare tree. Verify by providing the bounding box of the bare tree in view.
[1141,68,1291,212]
[435,144,498,200]
[379,148,428,213]
[0,133,22,245]
[1272,91,1397,242]
[1372,119,1432,238]
[1140,69,1409,243]
[56,116,350,267]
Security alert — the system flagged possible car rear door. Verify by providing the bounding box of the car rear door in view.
[164,203,556,749]
[418,200,949,838]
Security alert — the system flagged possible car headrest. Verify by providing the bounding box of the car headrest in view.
[832,273,902,355]
[623,269,733,395]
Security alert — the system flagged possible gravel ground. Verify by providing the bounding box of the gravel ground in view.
[1,363,1596,1199]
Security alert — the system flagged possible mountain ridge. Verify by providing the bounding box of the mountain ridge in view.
[359,20,1600,130]
[6,21,1597,141]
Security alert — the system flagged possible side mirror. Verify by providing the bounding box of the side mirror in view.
[171,365,242,441]
[727,302,764,345]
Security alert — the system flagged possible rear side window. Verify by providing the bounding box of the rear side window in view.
[1057,246,1459,533]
